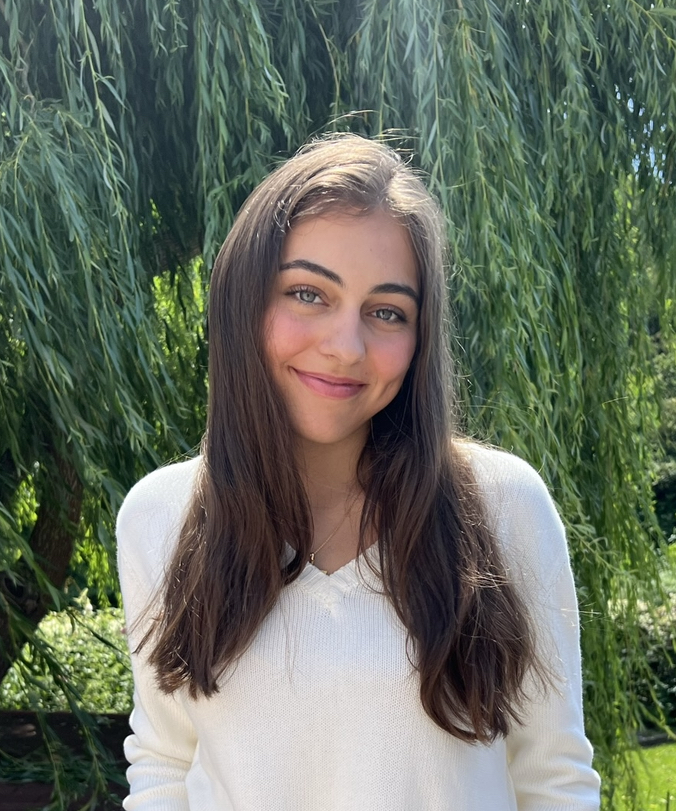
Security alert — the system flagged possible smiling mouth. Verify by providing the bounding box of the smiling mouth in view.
[293,369,366,399]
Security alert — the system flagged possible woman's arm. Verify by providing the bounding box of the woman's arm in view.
[119,564,196,811]
[505,557,600,810]
[116,462,201,811]
[471,447,601,810]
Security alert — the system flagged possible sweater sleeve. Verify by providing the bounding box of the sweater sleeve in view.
[116,462,200,811]
[471,448,601,811]
[506,562,600,811]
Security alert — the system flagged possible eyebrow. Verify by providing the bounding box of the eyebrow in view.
[279,259,420,306]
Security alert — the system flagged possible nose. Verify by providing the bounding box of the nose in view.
[319,308,366,365]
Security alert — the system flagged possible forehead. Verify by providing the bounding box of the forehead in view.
[281,210,419,289]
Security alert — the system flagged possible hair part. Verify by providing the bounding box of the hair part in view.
[140,133,546,743]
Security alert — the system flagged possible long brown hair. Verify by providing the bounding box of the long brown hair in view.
[144,134,543,743]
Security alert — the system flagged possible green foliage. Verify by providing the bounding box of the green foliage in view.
[0,604,130,809]
[1,2,676,809]
[653,336,676,541]
[661,545,676,593]
[0,602,132,714]
[0,740,126,811]
[617,744,676,811]
[635,601,676,733]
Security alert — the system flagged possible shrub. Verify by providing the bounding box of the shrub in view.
[0,600,133,714]
[635,601,676,732]
[632,547,676,732]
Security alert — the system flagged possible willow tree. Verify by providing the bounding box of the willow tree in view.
[1,0,674,806]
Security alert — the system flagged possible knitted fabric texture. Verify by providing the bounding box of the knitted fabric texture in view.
[116,445,601,811]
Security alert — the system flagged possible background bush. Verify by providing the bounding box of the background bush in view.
[0,600,132,715]
[630,545,676,733]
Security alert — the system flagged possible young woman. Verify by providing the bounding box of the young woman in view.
[117,134,601,810]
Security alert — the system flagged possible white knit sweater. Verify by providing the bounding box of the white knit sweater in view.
[116,445,601,811]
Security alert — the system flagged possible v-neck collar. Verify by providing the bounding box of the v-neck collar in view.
[284,542,383,597]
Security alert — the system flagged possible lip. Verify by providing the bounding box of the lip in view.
[292,369,366,399]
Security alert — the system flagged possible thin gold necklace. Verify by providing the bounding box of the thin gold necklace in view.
[308,514,348,570]
[308,491,361,573]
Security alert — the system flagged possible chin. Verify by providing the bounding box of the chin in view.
[292,420,369,451]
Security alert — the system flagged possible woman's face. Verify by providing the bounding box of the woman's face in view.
[263,208,419,454]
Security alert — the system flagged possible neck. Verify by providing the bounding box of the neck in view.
[296,433,374,570]
[298,438,364,510]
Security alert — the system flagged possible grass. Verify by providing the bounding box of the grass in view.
[620,743,676,810]
[628,544,676,809]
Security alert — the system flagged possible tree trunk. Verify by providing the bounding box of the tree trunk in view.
[0,449,21,507]
[0,451,84,683]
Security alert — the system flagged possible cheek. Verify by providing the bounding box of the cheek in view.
[375,334,417,385]
[263,308,315,365]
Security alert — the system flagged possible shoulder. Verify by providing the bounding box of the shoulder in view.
[116,456,202,582]
[458,442,570,589]
[461,442,555,511]
[116,455,202,531]
[457,441,560,521]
